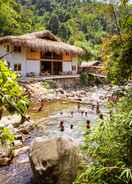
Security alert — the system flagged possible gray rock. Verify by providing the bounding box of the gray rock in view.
[29,136,80,184]
[56,88,65,94]
[0,144,13,166]
[14,140,23,148]
[19,121,34,134]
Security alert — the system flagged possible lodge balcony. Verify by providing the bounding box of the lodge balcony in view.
[24,50,77,77]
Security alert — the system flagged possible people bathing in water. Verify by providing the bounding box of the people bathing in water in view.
[86,120,91,129]
[59,121,74,131]
[59,121,64,132]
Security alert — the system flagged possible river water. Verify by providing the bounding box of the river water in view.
[0,86,109,184]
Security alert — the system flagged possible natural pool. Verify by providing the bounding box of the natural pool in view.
[0,86,109,184]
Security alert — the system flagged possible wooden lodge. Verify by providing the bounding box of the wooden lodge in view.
[0,30,85,76]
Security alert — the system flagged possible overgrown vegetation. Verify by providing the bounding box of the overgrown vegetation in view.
[0,60,29,146]
[0,60,29,120]
[0,127,15,145]
[74,89,132,184]
[75,1,132,183]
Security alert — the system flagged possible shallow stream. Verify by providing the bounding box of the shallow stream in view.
[0,86,109,184]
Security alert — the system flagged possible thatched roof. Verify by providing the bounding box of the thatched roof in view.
[0,30,85,56]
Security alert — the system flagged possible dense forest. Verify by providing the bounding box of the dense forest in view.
[0,0,131,60]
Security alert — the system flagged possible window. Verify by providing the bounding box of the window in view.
[14,46,21,52]
[14,64,21,71]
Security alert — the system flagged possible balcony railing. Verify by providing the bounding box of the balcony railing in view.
[40,58,64,62]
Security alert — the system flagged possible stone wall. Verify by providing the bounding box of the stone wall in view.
[54,77,80,88]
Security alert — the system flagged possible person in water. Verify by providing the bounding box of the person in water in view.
[38,99,44,112]
[71,111,74,117]
[99,113,104,120]
[91,104,95,110]
[85,112,88,117]
[81,111,84,116]
[96,101,100,114]
[70,124,73,129]
[59,121,64,132]
[77,102,81,112]
[86,120,91,129]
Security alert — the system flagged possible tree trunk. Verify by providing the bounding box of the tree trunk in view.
[128,136,132,168]
[0,106,3,120]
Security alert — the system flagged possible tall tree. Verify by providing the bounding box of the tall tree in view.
[48,14,60,34]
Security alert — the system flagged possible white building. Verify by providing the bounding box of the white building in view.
[0,30,84,76]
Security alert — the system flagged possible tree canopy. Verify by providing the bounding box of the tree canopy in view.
[2,0,131,60]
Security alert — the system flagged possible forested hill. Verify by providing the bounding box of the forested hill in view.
[0,0,131,59]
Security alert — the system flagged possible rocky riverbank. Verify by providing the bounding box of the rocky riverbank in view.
[23,81,111,104]
[0,84,115,184]
[0,114,34,166]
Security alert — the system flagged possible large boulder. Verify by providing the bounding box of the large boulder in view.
[29,136,80,184]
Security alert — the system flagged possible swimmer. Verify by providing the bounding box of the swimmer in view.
[96,101,100,114]
[81,111,84,116]
[86,120,91,129]
[70,124,73,129]
[85,112,88,117]
[77,102,80,112]
[59,121,64,132]
[99,113,104,119]
[38,99,44,112]
[71,111,74,117]
[91,104,95,110]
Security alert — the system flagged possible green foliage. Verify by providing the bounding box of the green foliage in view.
[0,60,29,118]
[14,0,123,60]
[42,81,50,89]
[74,91,132,184]
[80,71,89,86]
[42,80,56,89]
[48,14,60,35]
[0,0,35,36]
[102,34,132,85]
[0,127,15,144]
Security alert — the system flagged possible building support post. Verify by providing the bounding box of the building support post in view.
[51,53,54,75]
[51,61,54,75]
